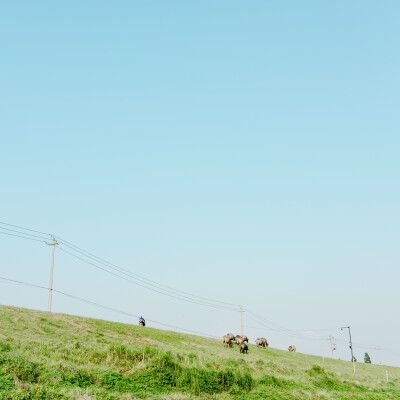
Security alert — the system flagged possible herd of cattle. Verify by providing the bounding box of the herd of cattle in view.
[223,333,296,354]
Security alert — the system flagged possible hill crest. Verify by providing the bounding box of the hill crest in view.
[0,305,399,399]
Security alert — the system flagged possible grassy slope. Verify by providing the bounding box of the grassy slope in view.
[0,305,399,400]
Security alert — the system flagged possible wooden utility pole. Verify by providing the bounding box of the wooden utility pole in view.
[329,336,336,358]
[237,307,245,336]
[377,346,382,365]
[46,236,59,312]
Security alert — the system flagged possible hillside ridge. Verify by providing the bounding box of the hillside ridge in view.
[0,304,399,399]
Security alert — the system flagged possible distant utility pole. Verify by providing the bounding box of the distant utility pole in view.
[237,307,245,336]
[341,326,355,373]
[329,336,336,358]
[46,236,59,312]
[377,346,382,365]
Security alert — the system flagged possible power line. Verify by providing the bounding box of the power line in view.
[56,236,240,309]
[246,309,305,335]
[246,309,329,339]
[0,224,345,341]
[245,311,329,341]
[54,289,218,338]
[0,226,50,240]
[0,221,51,237]
[0,221,393,355]
[3,274,394,356]
[0,275,219,339]
[0,276,48,290]
[0,230,46,243]
[58,241,237,308]
[57,246,235,311]
[0,221,238,310]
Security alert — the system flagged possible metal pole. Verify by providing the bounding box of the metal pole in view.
[341,326,355,373]
[46,236,59,312]
[348,326,355,373]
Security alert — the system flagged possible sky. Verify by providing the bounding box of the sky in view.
[0,1,399,368]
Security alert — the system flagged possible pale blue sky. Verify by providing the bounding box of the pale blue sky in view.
[1,1,399,367]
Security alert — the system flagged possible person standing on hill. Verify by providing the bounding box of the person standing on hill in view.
[139,316,145,326]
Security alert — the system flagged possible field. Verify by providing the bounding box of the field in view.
[0,305,399,399]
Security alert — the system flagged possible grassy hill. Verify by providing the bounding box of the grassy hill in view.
[0,305,399,399]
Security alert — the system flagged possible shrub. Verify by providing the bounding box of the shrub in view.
[258,374,295,389]
[0,355,39,383]
[62,369,92,387]
[0,341,11,352]
[0,375,14,391]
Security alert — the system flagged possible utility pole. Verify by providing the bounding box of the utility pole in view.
[329,336,336,358]
[341,326,355,373]
[237,307,245,336]
[377,346,382,365]
[46,236,59,312]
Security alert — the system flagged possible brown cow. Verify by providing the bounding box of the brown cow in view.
[256,337,268,348]
[239,342,248,354]
[223,335,233,348]
[226,333,234,341]
[235,335,244,345]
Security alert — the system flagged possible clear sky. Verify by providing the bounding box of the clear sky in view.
[1,1,399,367]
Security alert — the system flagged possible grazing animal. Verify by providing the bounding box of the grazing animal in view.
[235,335,244,345]
[222,335,233,348]
[256,337,269,348]
[239,342,248,354]
[226,333,234,341]
[241,335,249,343]
[288,345,296,352]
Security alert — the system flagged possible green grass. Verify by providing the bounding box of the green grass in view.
[0,305,399,399]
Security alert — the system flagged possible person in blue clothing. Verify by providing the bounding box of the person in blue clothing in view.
[139,316,145,327]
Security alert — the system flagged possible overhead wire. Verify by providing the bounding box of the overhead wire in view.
[55,236,240,309]
[245,309,330,339]
[0,226,51,241]
[0,275,219,339]
[57,246,236,311]
[3,272,394,359]
[0,223,359,340]
[0,276,48,290]
[0,221,392,355]
[0,230,47,243]
[245,313,329,341]
[0,221,238,310]
[0,221,51,237]
[245,307,337,341]
[246,309,305,334]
